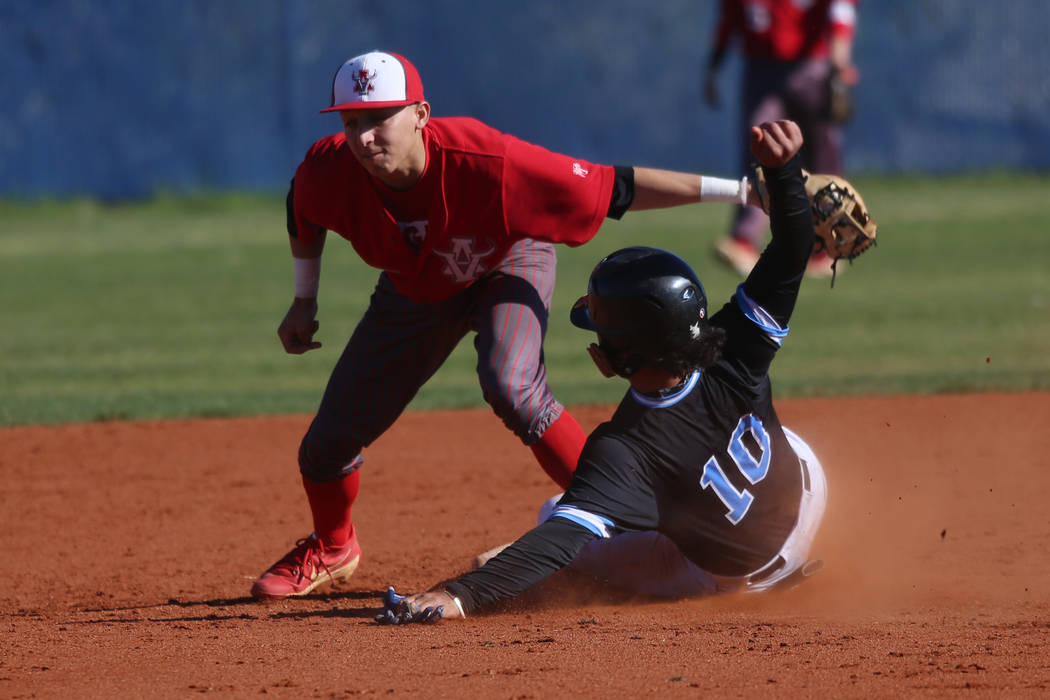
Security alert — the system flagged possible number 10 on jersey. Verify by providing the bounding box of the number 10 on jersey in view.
[699,414,771,525]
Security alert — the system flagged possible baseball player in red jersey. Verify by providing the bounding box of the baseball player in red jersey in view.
[705,0,859,279]
[252,50,767,599]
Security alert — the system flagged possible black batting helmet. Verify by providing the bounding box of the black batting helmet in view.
[570,247,711,376]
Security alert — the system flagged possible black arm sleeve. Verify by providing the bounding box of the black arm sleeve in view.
[445,517,598,614]
[739,154,815,327]
[606,166,635,220]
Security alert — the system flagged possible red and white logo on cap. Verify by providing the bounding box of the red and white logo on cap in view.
[321,51,425,113]
[353,69,377,97]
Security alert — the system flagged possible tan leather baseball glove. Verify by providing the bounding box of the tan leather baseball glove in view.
[752,168,878,272]
[804,173,877,264]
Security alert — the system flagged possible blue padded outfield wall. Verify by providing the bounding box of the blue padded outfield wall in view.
[2,1,1049,199]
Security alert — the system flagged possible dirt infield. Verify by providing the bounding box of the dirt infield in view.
[3,392,1050,697]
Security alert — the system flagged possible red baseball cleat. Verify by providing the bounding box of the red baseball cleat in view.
[250,529,361,599]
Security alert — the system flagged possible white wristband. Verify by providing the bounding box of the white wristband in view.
[294,257,321,299]
[700,175,748,205]
[446,591,466,618]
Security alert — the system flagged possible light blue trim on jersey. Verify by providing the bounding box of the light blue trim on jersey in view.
[550,505,614,539]
[735,284,789,346]
[629,370,700,408]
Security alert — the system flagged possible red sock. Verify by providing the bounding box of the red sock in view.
[529,410,586,490]
[301,471,360,548]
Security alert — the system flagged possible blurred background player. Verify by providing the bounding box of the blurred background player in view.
[252,50,769,598]
[705,0,859,278]
[378,120,828,623]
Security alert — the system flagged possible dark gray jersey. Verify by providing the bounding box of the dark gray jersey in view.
[561,296,804,576]
[447,155,816,613]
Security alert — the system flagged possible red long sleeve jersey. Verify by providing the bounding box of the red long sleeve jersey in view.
[712,0,857,62]
[290,117,615,303]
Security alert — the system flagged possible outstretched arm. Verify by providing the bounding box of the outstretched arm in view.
[747,120,812,269]
[380,517,598,622]
[738,121,815,330]
[628,167,764,211]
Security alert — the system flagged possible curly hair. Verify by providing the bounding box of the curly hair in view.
[601,323,727,378]
[653,324,727,376]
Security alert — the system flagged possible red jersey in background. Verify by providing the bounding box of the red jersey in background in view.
[712,0,857,62]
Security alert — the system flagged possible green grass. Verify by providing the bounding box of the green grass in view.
[2,173,1048,426]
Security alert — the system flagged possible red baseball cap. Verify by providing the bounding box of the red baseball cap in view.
[320,51,425,113]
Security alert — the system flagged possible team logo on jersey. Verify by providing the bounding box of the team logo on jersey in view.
[572,162,589,178]
[354,69,378,96]
[432,236,497,283]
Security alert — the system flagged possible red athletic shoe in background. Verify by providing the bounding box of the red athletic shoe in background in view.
[713,237,761,276]
[805,250,843,279]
